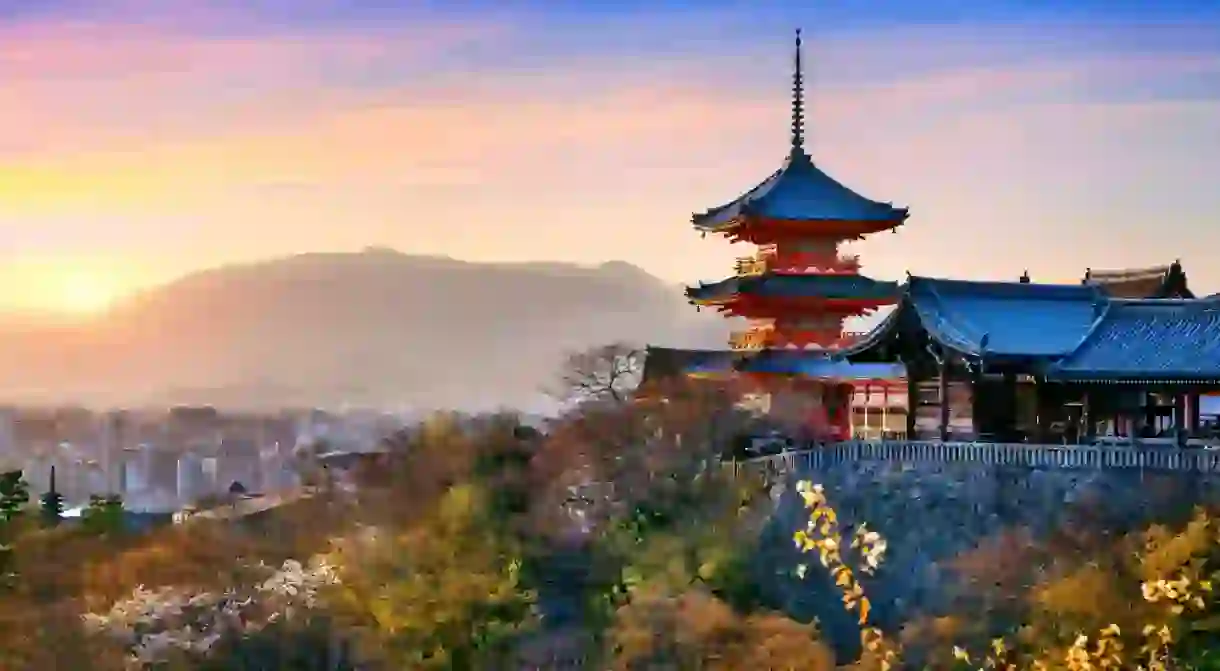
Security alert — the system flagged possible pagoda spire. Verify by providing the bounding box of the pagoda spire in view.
[791,28,805,153]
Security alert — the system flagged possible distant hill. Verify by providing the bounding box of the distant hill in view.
[0,249,730,411]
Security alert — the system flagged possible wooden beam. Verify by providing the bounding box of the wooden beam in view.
[938,356,950,442]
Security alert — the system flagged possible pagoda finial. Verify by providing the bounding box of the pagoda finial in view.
[791,28,805,153]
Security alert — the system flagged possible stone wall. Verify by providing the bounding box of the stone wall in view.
[741,442,1220,655]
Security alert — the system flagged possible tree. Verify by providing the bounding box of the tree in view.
[610,588,834,670]
[553,342,643,405]
[332,484,537,669]
[538,376,755,537]
[80,494,124,536]
[293,439,333,490]
[0,470,29,587]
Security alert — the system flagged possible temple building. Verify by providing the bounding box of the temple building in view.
[678,30,908,438]
[838,276,1220,444]
[642,32,1220,447]
[1083,262,1194,299]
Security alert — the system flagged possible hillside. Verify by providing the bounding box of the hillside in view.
[0,249,730,410]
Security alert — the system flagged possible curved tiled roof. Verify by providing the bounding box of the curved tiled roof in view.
[1084,261,1194,299]
[640,346,738,383]
[686,273,900,303]
[739,350,905,380]
[692,150,909,230]
[906,277,1105,358]
[1048,298,1220,382]
[838,276,1107,361]
[641,347,905,381]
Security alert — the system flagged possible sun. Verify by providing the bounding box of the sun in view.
[56,271,120,314]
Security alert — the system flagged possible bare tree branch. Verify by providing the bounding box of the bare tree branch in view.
[551,342,643,406]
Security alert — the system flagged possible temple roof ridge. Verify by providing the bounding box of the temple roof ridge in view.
[905,275,1104,302]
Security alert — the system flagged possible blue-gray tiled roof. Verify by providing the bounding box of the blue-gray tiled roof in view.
[643,347,907,381]
[905,277,1106,359]
[692,150,908,230]
[686,273,900,303]
[739,350,905,379]
[1047,299,1220,382]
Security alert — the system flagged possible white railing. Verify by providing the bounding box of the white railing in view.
[735,440,1220,473]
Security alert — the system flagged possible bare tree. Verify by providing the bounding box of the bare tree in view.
[553,342,643,405]
[535,375,757,537]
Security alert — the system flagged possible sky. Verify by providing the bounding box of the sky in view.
[0,0,1218,312]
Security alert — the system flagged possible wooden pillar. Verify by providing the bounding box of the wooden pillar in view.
[1171,395,1190,446]
[881,384,890,439]
[1143,392,1157,437]
[1002,372,1017,441]
[854,383,864,439]
[905,373,917,439]
[938,357,950,442]
[1083,391,1096,442]
[1035,380,1053,443]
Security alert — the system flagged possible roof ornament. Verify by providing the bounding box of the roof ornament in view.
[791,28,805,153]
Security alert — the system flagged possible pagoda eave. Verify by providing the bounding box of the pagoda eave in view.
[698,214,906,244]
[690,294,894,318]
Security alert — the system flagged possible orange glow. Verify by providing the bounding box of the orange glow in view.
[55,271,120,314]
[0,261,132,315]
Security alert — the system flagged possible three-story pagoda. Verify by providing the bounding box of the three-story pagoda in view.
[686,30,907,352]
[682,30,909,439]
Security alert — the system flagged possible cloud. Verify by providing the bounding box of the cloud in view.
[0,7,1217,294]
[2,32,1217,214]
[0,9,506,157]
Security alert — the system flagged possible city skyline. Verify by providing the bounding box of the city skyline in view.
[0,1,1218,313]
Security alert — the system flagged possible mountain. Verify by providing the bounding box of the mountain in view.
[0,249,730,411]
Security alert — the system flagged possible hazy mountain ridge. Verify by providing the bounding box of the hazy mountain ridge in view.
[0,249,729,410]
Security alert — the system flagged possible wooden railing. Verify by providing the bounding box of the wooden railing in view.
[729,329,768,350]
[728,328,861,351]
[733,253,862,277]
[734,256,768,276]
[735,440,1220,473]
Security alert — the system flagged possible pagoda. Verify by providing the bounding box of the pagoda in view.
[683,30,909,438]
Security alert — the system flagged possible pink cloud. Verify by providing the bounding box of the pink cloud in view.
[0,12,506,157]
[4,40,1217,215]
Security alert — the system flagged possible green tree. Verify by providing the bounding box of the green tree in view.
[332,484,537,668]
[80,494,124,536]
[0,470,30,587]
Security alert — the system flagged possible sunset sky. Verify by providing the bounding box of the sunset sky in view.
[0,0,1218,312]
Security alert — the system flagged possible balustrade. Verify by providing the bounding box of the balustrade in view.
[733,439,1220,474]
[733,252,862,277]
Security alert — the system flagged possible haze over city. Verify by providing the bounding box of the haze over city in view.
[1,0,1217,319]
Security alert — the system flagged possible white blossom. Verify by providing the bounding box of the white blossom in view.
[82,554,342,668]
